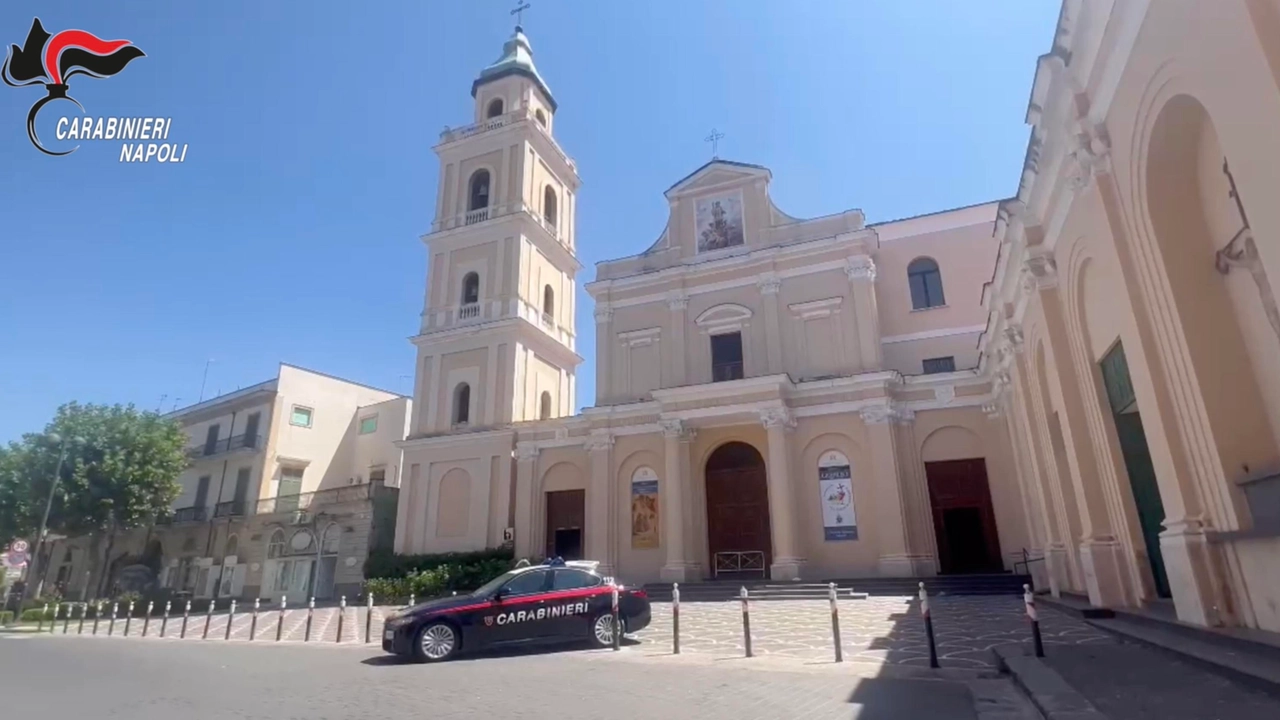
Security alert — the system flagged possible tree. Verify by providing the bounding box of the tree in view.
[0,403,188,596]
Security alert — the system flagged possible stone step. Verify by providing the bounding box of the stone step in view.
[643,574,1031,602]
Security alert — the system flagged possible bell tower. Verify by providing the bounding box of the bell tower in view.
[409,22,583,438]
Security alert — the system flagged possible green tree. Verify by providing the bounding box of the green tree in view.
[0,403,188,596]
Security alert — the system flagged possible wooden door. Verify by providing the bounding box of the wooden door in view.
[925,458,1003,574]
[705,465,772,573]
[544,490,585,560]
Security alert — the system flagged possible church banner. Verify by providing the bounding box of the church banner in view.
[630,467,660,549]
[818,451,857,541]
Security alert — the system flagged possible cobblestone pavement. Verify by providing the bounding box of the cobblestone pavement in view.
[18,595,1112,671]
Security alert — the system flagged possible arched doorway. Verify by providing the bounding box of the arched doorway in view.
[704,442,771,578]
[921,427,1003,575]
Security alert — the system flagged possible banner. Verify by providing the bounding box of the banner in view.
[630,467,660,549]
[818,451,857,541]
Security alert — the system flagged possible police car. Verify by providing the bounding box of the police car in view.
[381,559,652,662]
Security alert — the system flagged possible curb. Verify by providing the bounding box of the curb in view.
[992,644,1108,720]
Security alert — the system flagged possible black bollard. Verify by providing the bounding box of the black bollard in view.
[672,582,681,655]
[740,586,753,658]
[364,594,373,644]
[305,597,315,642]
[829,582,844,663]
[181,600,192,639]
[142,601,154,637]
[335,596,347,644]
[37,603,47,632]
[224,599,237,640]
[108,602,118,636]
[276,597,286,641]
[1024,584,1044,658]
[92,602,102,635]
[77,603,86,635]
[202,600,214,639]
[249,598,260,641]
[610,583,621,652]
[920,582,939,669]
[161,601,171,638]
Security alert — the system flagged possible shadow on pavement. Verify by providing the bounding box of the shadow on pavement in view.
[361,636,641,666]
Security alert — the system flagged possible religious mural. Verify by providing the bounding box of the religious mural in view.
[695,192,745,252]
[630,466,660,549]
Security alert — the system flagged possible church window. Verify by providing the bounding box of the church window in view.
[468,170,491,211]
[710,332,745,382]
[543,185,558,228]
[267,529,285,559]
[486,98,504,119]
[453,383,471,426]
[908,257,946,309]
[922,356,956,374]
[461,272,480,305]
[539,391,553,420]
[543,284,555,317]
[535,109,547,127]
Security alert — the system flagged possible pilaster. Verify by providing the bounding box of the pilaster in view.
[846,255,882,371]
[760,407,803,580]
[757,274,784,374]
[659,419,697,581]
[594,303,613,405]
[585,433,615,574]
[667,292,690,385]
[513,443,539,559]
[860,404,913,577]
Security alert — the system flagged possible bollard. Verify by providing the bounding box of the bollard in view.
[124,600,136,636]
[1024,584,1044,658]
[305,597,315,642]
[408,593,415,608]
[203,600,214,639]
[108,602,118,636]
[37,603,47,632]
[920,582,939,669]
[336,596,346,643]
[225,600,237,640]
[161,601,171,638]
[249,598,260,641]
[829,582,844,663]
[92,601,102,635]
[181,600,191,639]
[77,603,86,635]
[672,583,681,655]
[276,597,286,641]
[142,601,154,637]
[740,586,753,658]
[63,604,72,634]
[365,594,373,644]
[610,583,621,651]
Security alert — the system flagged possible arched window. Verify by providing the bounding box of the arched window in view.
[539,391,553,420]
[224,534,238,558]
[543,284,555,317]
[267,529,285,559]
[543,185,558,227]
[321,523,340,554]
[907,257,946,309]
[486,98,504,119]
[454,383,471,426]
[535,109,547,127]
[460,272,480,306]
[468,170,491,211]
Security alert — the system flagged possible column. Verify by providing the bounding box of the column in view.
[1011,350,1071,596]
[667,292,689,385]
[846,255,883,371]
[594,304,613,405]
[585,433,615,574]
[757,274,783,374]
[861,405,913,577]
[893,408,938,575]
[659,419,695,581]
[760,408,804,580]
[513,443,539,559]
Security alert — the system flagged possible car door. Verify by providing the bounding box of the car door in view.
[548,568,604,638]
[485,569,553,646]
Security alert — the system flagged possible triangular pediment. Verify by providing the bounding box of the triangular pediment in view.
[665,159,771,198]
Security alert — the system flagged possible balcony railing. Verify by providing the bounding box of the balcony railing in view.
[458,303,480,321]
[437,107,576,173]
[541,312,555,330]
[255,483,374,515]
[464,208,489,225]
[213,500,247,518]
[187,433,262,461]
[712,362,745,383]
[162,505,208,524]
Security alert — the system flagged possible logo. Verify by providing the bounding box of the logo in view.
[3,18,144,155]
[484,616,494,627]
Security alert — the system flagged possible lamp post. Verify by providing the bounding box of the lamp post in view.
[24,433,80,604]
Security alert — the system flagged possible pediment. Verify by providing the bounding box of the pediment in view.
[695,303,753,328]
[665,160,771,198]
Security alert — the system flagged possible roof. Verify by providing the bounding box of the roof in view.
[664,158,771,194]
[471,26,557,111]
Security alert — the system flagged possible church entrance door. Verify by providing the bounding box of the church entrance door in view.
[704,442,772,578]
[925,458,1004,574]
[544,490,585,561]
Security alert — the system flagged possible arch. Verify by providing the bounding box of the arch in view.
[704,441,772,574]
[461,271,479,305]
[907,256,946,309]
[542,284,554,317]
[224,534,238,558]
[539,390,553,420]
[535,108,547,127]
[453,382,471,426]
[486,97,504,119]
[436,468,472,538]
[541,461,586,492]
[266,529,285,559]
[694,303,753,329]
[920,425,983,463]
[467,169,491,211]
[320,523,340,554]
[543,185,558,227]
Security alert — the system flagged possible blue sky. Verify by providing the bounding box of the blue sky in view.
[0,1,1057,442]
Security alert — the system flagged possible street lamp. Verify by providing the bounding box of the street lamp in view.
[23,433,82,603]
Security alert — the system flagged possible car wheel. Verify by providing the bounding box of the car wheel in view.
[590,611,623,648]
[412,621,459,663]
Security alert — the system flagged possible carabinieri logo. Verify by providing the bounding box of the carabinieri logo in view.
[3,18,183,161]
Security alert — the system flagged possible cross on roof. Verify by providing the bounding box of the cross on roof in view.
[511,1,531,28]
[704,128,725,159]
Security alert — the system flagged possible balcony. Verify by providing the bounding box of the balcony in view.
[541,312,555,330]
[160,505,208,524]
[187,433,262,461]
[437,107,576,173]
[712,362,745,383]
[255,483,374,515]
[213,500,247,518]
[464,208,489,225]
[457,303,481,321]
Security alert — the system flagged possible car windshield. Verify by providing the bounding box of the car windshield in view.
[470,570,520,598]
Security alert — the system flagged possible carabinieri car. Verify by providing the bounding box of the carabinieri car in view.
[381,559,652,662]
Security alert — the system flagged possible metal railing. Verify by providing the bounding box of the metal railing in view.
[255,483,374,515]
[187,433,262,460]
[163,506,209,524]
[1013,548,1046,589]
[713,551,766,578]
[457,303,480,321]
[213,500,247,518]
[712,362,745,382]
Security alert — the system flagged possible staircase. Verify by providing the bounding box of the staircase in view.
[643,573,1032,602]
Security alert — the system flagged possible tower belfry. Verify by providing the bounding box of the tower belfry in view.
[409,23,582,437]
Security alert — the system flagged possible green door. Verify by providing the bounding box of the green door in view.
[1100,343,1172,598]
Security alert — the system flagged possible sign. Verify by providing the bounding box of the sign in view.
[630,467,660,549]
[502,527,514,544]
[818,451,857,541]
[9,540,29,554]
[2,550,28,569]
